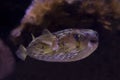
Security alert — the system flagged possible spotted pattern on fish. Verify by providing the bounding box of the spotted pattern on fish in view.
[16,28,98,62]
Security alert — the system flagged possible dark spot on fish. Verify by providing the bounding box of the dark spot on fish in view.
[73,34,80,41]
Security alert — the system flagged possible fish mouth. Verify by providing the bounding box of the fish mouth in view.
[90,38,98,44]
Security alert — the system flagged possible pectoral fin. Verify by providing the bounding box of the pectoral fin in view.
[16,45,27,61]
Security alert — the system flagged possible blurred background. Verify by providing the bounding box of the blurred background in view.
[0,0,120,80]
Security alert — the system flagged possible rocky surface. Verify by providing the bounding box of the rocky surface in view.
[0,39,15,80]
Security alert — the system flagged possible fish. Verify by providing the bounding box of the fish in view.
[16,28,98,62]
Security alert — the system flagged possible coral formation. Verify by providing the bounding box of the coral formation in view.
[11,0,120,45]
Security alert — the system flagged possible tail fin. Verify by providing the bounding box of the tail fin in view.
[16,45,27,61]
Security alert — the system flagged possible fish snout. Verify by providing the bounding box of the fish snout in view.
[89,31,98,44]
[89,37,98,44]
[83,29,99,44]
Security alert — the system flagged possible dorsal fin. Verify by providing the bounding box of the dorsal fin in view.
[42,29,54,36]
[31,33,35,40]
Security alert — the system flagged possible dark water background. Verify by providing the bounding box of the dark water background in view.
[0,0,120,80]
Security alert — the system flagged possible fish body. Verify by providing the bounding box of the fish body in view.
[16,29,98,62]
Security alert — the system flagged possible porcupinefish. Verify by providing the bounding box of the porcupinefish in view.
[16,29,98,62]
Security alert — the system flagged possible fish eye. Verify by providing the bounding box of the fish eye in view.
[73,34,80,41]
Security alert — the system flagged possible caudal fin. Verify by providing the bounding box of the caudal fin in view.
[16,45,27,61]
